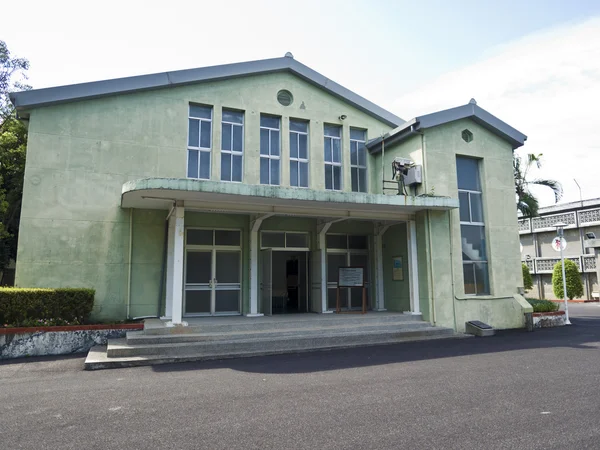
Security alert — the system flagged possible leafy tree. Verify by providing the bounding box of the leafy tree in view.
[0,41,29,275]
[522,263,533,291]
[514,153,563,217]
[552,259,583,300]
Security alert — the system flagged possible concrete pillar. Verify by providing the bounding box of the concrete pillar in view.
[247,215,271,317]
[163,211,175,319]
[407,220,421,314]
[169,203,185,326]
[374,223,390,311]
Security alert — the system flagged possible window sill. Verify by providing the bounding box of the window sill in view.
[456,295,513,301]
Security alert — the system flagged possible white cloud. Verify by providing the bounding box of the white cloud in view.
[393,17,600,207]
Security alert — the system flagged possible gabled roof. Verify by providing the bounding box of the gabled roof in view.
[9,54,403,127]
[367,100,527,151]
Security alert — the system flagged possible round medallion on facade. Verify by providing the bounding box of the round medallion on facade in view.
[277,90,294,106]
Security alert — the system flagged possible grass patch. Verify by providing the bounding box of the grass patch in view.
[526,298,560,313]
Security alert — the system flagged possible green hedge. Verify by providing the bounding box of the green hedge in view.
[526,298,559,313]
[0,288,95,327]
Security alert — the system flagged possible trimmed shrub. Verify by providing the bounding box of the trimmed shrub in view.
[0,288,95,327]
[522,263,533,291]
[526,298,559,313]
[552,260,584,300]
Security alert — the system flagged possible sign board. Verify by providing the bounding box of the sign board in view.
[392,256,403,281]
[338,267,364,287]
[552,237,567,252]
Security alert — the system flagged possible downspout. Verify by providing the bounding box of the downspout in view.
[448,210,458,330]
[126,208,133,320]
[422,132,436,325]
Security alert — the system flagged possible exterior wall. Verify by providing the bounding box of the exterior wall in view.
[382,223,410,312]
[17,72,392,321]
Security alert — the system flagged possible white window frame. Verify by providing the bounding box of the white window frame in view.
[221,109,244,183]
[187,105,212,180]
[350,128,367,193]
[324,125,342,191]
[260,115,281,185]
[289,119,309,188]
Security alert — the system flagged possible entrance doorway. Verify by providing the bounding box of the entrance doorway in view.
[261,250,309,315]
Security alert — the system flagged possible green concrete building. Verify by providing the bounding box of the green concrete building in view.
[9,54,531,332]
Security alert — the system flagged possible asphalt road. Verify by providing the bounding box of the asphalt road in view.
[1,304,599,450]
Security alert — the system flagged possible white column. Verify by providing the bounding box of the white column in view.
[374,223,390,311]
[319,232,330,313]
[407,220,421,314]
[169,203,186,326]
[248,214,272,317]
[163,211,175,319]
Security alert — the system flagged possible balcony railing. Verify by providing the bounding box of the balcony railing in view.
[523,254,596,274]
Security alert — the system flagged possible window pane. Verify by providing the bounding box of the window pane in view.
[260,115,280,129]
[271,131,280,156]
[270,159,280,185]
[474,262,490,294]
[186,251,212,283]
[461,225,487,261]
[350,128,366,141]
[260,129,270,155]
[470,193,484,223]
[190,105,211,119]
[216,251,241,282]
[463,263,476,295]
[221,152,231,181]
[351,167,358,192]
[358,145,366,167]
[200,121,211,148]
[232,155,242,182]
[223,110,243,124]
[187,229,213,245]
[260,157,269,184]
[262,232,285,248]
[459,192,470,222]
[286,233,308,248]
[232,125,243,152]
[324,124,341,137]
[185,290,211,314]
[358,168,367,193]
[188,119,199,147]
[326,234,347,249]
[187,150,199,178]
[350,141,358,165]
[456,157,481,191]
[290,119,307,133]
[332,139,341,163]
[221,123,232,151]
[299,134,308,159]
[215,290,240,312]
[324,138,332,162]
[350,253,369,280]
[327,253,347,282]
[199,151,210,179]
[290,160,298,187]
[333,165,341,190]
[215,230,241,246]
[328,287,347,310]
[299,162,308,187]
[350,287,367,309]
[290,133,298,158]
[325,165,332,190]
[349,235,368,249]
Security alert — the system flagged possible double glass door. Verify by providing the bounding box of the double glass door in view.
[185,249,241,315]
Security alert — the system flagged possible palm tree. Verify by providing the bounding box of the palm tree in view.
[514,153,563,217]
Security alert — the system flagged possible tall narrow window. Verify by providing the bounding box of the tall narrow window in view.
[187,104,212,179]
[456,157,489,295]
[350,128,367,192]
[260,115,280,185]
[324,124,342,190]
[221,109,244,182]
[290,119,309,187]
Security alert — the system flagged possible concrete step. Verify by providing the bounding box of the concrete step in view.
[126,321,432,345]
[142,313,424,335]
[109,326,455,358]
[85,330,469,370]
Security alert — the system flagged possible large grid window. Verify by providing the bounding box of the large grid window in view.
[290,119,309,187]
[187,104,212,179]
[221,109,244,182]
[260,115,281,185]
[350,128,367,192]
[324,124,342,190]
[456,156,489,295]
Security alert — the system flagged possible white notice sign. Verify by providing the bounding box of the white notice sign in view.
[338,267,364,287]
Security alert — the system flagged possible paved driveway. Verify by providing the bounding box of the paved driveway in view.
[1,304,599,449]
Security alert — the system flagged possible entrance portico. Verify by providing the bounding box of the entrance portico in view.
[121,178,458,325]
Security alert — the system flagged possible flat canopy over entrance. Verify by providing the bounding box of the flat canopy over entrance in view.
[121,178,458,220]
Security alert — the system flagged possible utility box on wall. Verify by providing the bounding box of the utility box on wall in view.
[404,165,422,186]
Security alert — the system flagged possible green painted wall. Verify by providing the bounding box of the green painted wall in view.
[382,224,410,312]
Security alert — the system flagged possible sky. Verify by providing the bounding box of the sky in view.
[3,0,600,207]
